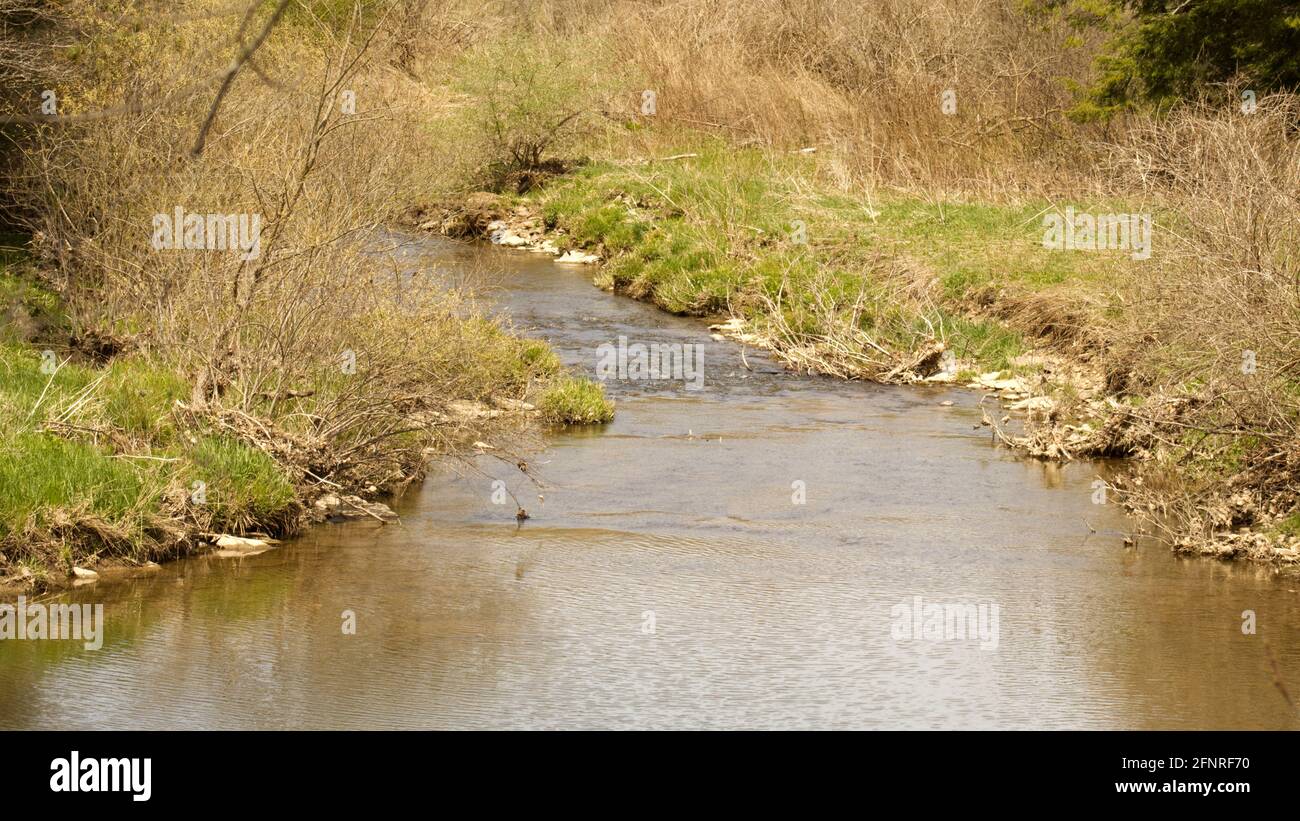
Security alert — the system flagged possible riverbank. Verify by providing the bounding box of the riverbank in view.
[0,237,611,596]
[413,146,1300,571]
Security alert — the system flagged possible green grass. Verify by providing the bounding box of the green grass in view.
[0,342,188,435]
[531,143,1138,377]
[1275,512,1300,539]
[939,314,1028,373]
[100,358,189,439]
[186,437,297,532]
[538,374,614,425]
[0,338,298,566]
[0,342,167,549]
[0,431,159,540]
[0,344,86,425]
[0,234,63,345]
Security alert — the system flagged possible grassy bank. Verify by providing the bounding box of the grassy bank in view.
[527,145,1135,380]
[0,236,608,591]
[459,132,1298,567]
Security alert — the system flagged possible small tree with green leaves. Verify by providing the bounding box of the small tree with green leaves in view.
[454,38,619,187]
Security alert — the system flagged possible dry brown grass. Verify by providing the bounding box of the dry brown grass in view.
[13,9,429,469]
[476,0,1107,196]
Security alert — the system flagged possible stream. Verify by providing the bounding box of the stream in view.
[2,235,1298,729]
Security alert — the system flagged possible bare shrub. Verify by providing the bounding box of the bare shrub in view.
[10,1,561,495]
[1092,93,1300,543]
[444,35,626,190]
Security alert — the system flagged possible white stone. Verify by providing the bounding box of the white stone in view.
[215,535,270,550]
[1009,396,1055,412]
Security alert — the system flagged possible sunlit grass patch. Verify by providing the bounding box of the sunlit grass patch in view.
[0,340,300,560]
[538,374,614,425]
[0,432,159,542]
[940,315,1027,373]
[531,145,1144,381]
[100,358,188,441]
[0,343,94,429]
[185,437,298,534]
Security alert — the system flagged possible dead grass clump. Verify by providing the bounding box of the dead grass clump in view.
[561,0,1105,195]
[965,285,1106,360]
[752,258,948,382]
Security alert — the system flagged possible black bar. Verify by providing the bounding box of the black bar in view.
[8,730,1290,808]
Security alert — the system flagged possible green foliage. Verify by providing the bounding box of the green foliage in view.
[100,359,188,439]
[0,432,157,540]
[0,343,90,429]
[519,338,562,374]
[0,340,300,558]
[941,316,1028,372]
[0,346,166,545]
[1038,0,1300,115]
[539,374,614,425]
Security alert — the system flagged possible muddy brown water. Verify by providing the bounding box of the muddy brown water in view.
[2,235,1298,730]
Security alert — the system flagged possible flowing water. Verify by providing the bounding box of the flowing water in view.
[2,236,1297,730]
